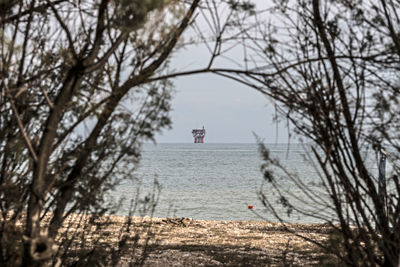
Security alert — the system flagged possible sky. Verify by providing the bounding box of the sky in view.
[154,51,290,144]
[154,0,290,143]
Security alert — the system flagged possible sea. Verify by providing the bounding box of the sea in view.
[115,143,383,223]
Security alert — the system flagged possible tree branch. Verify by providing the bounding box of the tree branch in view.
[4,83,38,162]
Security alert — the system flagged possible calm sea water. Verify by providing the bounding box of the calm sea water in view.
[115,143,339,223]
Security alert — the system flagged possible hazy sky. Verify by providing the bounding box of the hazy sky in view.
[154,51,290,144]
[154,0,290,143]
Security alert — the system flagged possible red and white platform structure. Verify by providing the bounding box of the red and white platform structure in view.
[192,126,206,143]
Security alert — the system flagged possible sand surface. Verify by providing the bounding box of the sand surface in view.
[57,214,336,266]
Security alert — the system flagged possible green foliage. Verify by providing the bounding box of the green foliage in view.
[0,0,17,17]
[113,0,167,30]
[227,0,255,15]
[0,0,198,265]
[227,0,400,265]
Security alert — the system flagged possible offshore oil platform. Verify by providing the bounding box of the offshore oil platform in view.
[192,126,206,143]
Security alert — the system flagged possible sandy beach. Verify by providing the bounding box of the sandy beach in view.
[54,214,337,266]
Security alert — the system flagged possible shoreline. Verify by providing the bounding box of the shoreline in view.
[57,214,336,266]
[9,213,336,265]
